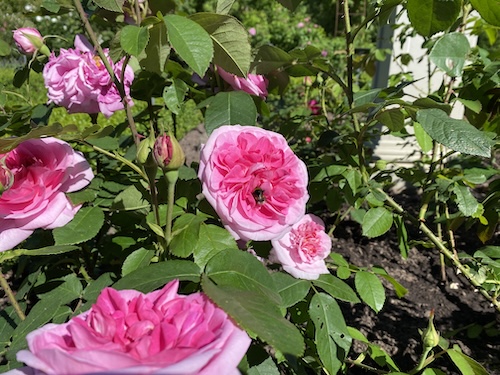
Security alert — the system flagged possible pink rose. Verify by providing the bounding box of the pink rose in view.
[12,28,43,54]
[308,99,321,115]
[9,280,251,375]
[217,67,269,99]
[43,35,134,118]
[0,137,93,252]
[270,214,331,280]
[198,125,309,241]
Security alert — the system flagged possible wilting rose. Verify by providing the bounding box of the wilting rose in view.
[270,214,331,280]
[217,67,268,99]
[198,125,309,241]
[7,280,251,375]
[43,34,134,118]
[0,137,93,252]
[12,28,43,55]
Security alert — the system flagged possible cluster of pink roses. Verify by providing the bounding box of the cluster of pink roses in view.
[7,280,250,375]
[198,125,332,280]
[43,35,134,118]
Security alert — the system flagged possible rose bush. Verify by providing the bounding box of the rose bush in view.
[43,35,134,118]
[6,279,251,375]
[270,214,331,280]
[0,137,93,252]
[217,67,269,99]
[198,125,309,241]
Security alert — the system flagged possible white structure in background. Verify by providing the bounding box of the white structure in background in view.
[372,8,478,165]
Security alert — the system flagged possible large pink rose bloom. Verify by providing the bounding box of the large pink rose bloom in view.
[199,125,309,241]
[0,137,93,252]
[43,35,134,118]
[270,214,331,280]
[217,67,268,99]
[8,280,251,375]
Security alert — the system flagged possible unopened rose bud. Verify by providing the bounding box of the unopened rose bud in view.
[12,28,50,57]
[422,310,440,350]
[153,133,185,171]
[0,164,14,194]
[136,133,156,166]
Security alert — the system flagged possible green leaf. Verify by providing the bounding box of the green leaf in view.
[368,343,400,371]
[372,267,408,298]
[82,272,115,304]
[248,357,280,375]
[122,248,154,276]
[275,0,303,11]
[414,121,433,153]
[120,25,149,57]
[163,78,189,115]
[394,215,410,259]
[470,0,500,26]
[254,45,293,74]
[202,276,304,356]
[453,184,479,217]
[205,91,257,134]
[193,224,239,269]
[0,40,10,57]
[312,274,360,303]
[447,345,489,375]
[416,108,494,157]
[375,108,405,131]
[140,21,170,75]
[170,214,206,258]
[41,0,61,13]
[429,33,470,77]
[53,206,105,245]
[271,272,311,308]
[0,304,26,348]
[113,260,201,292]
[112,184,150,212]
[164,14,213,76]
[0,245,78,263]
[93,0,124,12]
[205,249,281,304]
[362,207,393,238]
[422,369,447,375]
[190,13,251,77]
[407,0,461,36]
[309,293,352,375]
[355,271,385,313]
[216,0,236,14]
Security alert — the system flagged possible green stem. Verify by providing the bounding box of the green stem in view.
[163,170,179,247]
[343,0,354,108]
[0,271,25,321]
[344,358,390,374]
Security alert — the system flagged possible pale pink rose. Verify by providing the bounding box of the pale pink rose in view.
[198,125,309,241]
[12,27,43,54]
[248,27,256,36]
[43,35,134,118]
[217,67,269,99]
[0,137,93,252]
[9,280,250,375]
[270,214,331,280]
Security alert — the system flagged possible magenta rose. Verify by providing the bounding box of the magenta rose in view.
[12,28,43,55]
[0,137,93,252]
[198,125,309,241]
[270,214,332,280]
[8,280,251,375]
[217,67,269,99]
[43,35,134,118]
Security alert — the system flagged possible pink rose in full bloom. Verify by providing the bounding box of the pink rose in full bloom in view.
[12,27,43,55]
[198,125,309,241]
[0,137,93,252]
[7,280,251,375]
[217,67,269,99]
[270,214,331,280]
[43,35,134,118]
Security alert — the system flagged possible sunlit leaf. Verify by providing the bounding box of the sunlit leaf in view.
[355,271,385,313]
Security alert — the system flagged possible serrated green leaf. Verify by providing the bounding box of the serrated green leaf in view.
[93,0,124,12]
[190,13,251,77]
[112,184,150,212]
[53,206,104,245]
[0,303,26,347]
[447,345,489,375]
[205,91,257,134]
[312,274,360,303]
[122,248,154,276]
[163,79,188,115]
[453,184,479,217]
[120,25,149,56]
[113,260,201,292]
[216,0,236,14]
[170,214,206,258]
[193,224,239,268]
[470,0,500,26]
[309,293,352,375]
[0,245,78,263]
[429,33,470,77]
[375,108,405,131]
[414,121,433,153]
[362,207,393,238]
[407,0,461,36]
[355,271,385,313]
[202,276,304,356]
[254,45,293,74]
[41,0,60,13]
[164,14,213,76]
[416,108,494,157]
[372,266,408,298]
[271,272,311,308]
[140,21,170,74]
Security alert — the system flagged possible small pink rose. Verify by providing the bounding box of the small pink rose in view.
[248,27,257,36]
[9,280,250,375]
[198,125,309,241]
[308,99,321,115]
[12,27,43,54]
[217,67,269,99]
[0,137,93,252]
[270,214,331,280]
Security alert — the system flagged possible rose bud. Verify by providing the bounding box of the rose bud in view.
[153,133,185,171]
[12,28,50,57]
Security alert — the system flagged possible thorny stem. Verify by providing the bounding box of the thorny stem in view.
[0,271,25,321]
[73,0,140,148]
[379,188,500,312]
